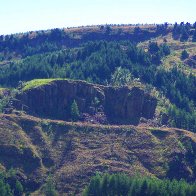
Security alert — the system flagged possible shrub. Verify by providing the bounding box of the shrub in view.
[181,50,189,60]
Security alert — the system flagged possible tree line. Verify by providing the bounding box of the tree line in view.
[83,173,196,196]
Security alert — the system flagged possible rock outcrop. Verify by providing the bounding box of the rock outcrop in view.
[16,79,157,125]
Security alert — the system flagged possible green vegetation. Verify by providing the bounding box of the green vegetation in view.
[0,88,7,96]
[0,40,195,132]
[42,175,58,196]
[71,100,80,121]
[172,22,194,42]
[83,173,196,196]
[1,22,196,195]
[181,49,189,60]
[0,96,9,113]
[0,23,196,133]
[0,170,24,196]
[22,78,66,91]
[110,67,133,86]
[0,179,12,196]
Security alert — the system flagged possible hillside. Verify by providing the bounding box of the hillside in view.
[1,113,196,195]
[0,23,196,195]
[0,24,196,131]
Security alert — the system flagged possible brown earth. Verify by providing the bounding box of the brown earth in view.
[0,113,196,195]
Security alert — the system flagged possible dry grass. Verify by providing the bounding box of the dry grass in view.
[138,33,196,76]
[0,113,196,194]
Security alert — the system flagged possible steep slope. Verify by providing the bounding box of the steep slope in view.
[0,114,196,194]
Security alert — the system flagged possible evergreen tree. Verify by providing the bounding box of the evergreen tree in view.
[14,180,23,196]
[148,42,159,54]
[71,100,80,121]
[180,29,189,41]
[83,173,196,196]
[181,50,189,60]
[43,175,58,196]
[111,67,133,86]
[192,30,196,42]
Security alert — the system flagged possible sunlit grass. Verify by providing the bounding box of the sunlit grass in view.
[22,78,67,91]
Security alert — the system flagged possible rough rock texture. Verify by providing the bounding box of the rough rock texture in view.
[16,79,157,125]
[0,114,196,195]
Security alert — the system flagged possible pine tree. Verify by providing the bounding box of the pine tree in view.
[192,30,196,42]
[43,175,58,196]
[71,100,80,121]
[181,50,189,60]
[180,29,189,42]
[14,180,23,196]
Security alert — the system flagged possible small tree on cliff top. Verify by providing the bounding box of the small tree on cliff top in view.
[71,100,80,121]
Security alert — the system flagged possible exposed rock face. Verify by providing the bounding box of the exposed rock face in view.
[104,86,156,124]
[16,80,157,125]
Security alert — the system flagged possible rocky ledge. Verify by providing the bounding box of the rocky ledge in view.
[15,79,157,125]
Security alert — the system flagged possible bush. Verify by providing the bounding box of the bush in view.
[181,50,189,60]
[110,67,133,86]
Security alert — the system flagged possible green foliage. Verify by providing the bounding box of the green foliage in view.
[0,96,9,113]
[0,179,12,196]
[148,42,170,65]
[110,67,133,86]
[14,180,23,196]
[0,88,19,113]
[71,100,80,121]
[83,173,196,196]
[0,35,195,132]
[172,22,193,42]
[0,170,24,196]
[42,175,58,196]
[0,41,158,86]
[151,67,196,132]
[22,78,61,91]
[192,30,196,42]
[166,104,196,132]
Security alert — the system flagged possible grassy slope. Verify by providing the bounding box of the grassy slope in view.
[138,33,196,76]
[22,78,65,91]
[0,113,196,195]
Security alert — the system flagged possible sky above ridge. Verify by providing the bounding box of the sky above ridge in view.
[0,0,195,35]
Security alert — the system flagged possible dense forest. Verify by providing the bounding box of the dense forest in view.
[83,173,196,196]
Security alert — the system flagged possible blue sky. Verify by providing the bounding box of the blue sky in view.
[0,0,195,35]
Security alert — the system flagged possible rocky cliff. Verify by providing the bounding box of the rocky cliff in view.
[15,79,157,125]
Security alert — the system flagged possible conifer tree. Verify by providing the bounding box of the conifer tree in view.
[181,50,189,60]
[71,100,80,121]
